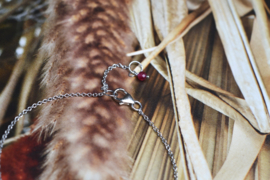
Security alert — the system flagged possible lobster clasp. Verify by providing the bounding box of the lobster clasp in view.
[113,88,135,106]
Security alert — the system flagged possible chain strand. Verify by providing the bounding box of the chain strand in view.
[101,63,128,94]
[0,62,178,180]
[138,110,178,180]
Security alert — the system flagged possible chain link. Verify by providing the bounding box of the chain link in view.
[138,110,178,180]
[0,61,178,180]
[101,63,128,94]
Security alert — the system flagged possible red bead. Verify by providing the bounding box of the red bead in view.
[137,72,147,81]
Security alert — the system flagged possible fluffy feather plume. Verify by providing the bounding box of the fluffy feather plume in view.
[35,0,135,179]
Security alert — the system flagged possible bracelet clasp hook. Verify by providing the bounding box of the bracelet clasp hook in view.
[112,88,142,111]
[113,88,135,106]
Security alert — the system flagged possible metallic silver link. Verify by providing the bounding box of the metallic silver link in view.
[138,110,178,180]
[128,61,143,77]
[101,63,128,94]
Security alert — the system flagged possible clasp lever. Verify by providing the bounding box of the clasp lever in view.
[113,88,135,106]
[112,88,142,111]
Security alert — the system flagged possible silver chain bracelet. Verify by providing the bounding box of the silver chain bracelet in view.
[0,61,178,180]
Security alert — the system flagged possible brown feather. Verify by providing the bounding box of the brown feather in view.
[36,0,135,179]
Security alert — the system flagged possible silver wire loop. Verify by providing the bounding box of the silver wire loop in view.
[131,101,142,111]
[128,61,143,77]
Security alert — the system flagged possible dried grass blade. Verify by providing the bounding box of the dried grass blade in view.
[134,1,210,72]
[251,0,270,63]
[129,0,168,80]
[208,0,270,133]
[185,84,243,130]
[250,14,270,180]
[185,70,235,97]
[228,0,270,132]
[150,0,211,179]
[0,59,25,125]
[255,137,270,180]
[263,1,270,15]
[249,18,270,120]
[186,70,260,131]
[185,84,266,180]
[152,33,264,180]
[15,54,43,135]
[233,0,253,16]
[167,60,212,180]
[0,27,35,125]
[207,0,268,179]
[149,46,260,132]
[213,118,265,180]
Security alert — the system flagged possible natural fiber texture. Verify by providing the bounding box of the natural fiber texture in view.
[35,0,135,179]
[1,0,270,180]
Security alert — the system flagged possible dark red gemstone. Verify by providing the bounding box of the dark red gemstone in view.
[137,72,147,81]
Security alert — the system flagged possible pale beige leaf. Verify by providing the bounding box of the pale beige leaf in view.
[251,0,270,64]
[15,49,44,135]
[213,117,265,180]
[150,1,192,179]
[255,137,270,180]
[135,1,210,72]
[151,1,212,179]
[249,17,270,118]
[208,0,270,133]
[129,0,168,80]
[233,0,253,16]
[228,0,270,133]
[186,0,202,10]
[0,28,35,125]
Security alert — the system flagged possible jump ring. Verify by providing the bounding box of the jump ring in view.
[128,61,143,76]
[131,101,142,111]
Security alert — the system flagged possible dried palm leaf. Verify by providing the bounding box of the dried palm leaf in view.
[2,0,270,180]
[151,1,212,180]
[0,23,36,125]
